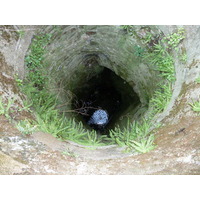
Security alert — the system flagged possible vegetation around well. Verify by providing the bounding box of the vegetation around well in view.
[18,32,111,146]
[10,26,186,154]
[111,26,186,153]
[189,100,200,113]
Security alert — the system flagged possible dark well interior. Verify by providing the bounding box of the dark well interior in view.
[71,67,141,134]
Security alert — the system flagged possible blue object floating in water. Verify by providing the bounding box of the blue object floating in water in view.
[88,109,109,126]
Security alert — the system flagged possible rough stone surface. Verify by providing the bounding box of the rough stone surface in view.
[0,25,200,175]
[0,109,200,174]
[0,25,36,108]
[0,151,28,175]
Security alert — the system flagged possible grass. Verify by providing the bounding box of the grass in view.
[21,32,111,147]
[25,33,52,90]
[195,76,200,84]
[0,97,15,119]
[122,26,183,116]
[143,41,176,82]
[121,25,135,36]
[16,30,25,38]
[149,82,172,114]
[16,119,37,135]
[109,119,156,153]
[22,79,110,146]
[14,74,23,87]
[117,26,186,153]
[62,148,79,158]
[133,45,145,58]
[0,96,32,124]
[142,28,186,115]
[162,27,185,51]
[128,134,155,153]
[189,100,200,113]
[179,53,187,63]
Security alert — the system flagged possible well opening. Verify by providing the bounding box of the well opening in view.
[15,25,186,150]
[29,25,168,146]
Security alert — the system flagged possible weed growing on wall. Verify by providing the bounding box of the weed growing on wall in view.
[162,28,185,51]
[133,45,145,58]
[126,26,186,115]
[110,119,156,153]
[149,82,172,113]
[16,119,37,135]
[189,100,200,113]
[16,30,25,38]
[25,34,52,90]
[121,25,135,36]
[0,97,15,120]
[179,53,187,64]
[14,74,23,86]
[145,27,185,115]
[116,26,186,153]
[189,75,200,114]
[195,76,200,84]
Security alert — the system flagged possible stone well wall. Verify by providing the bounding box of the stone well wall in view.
[0,25,200,174]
